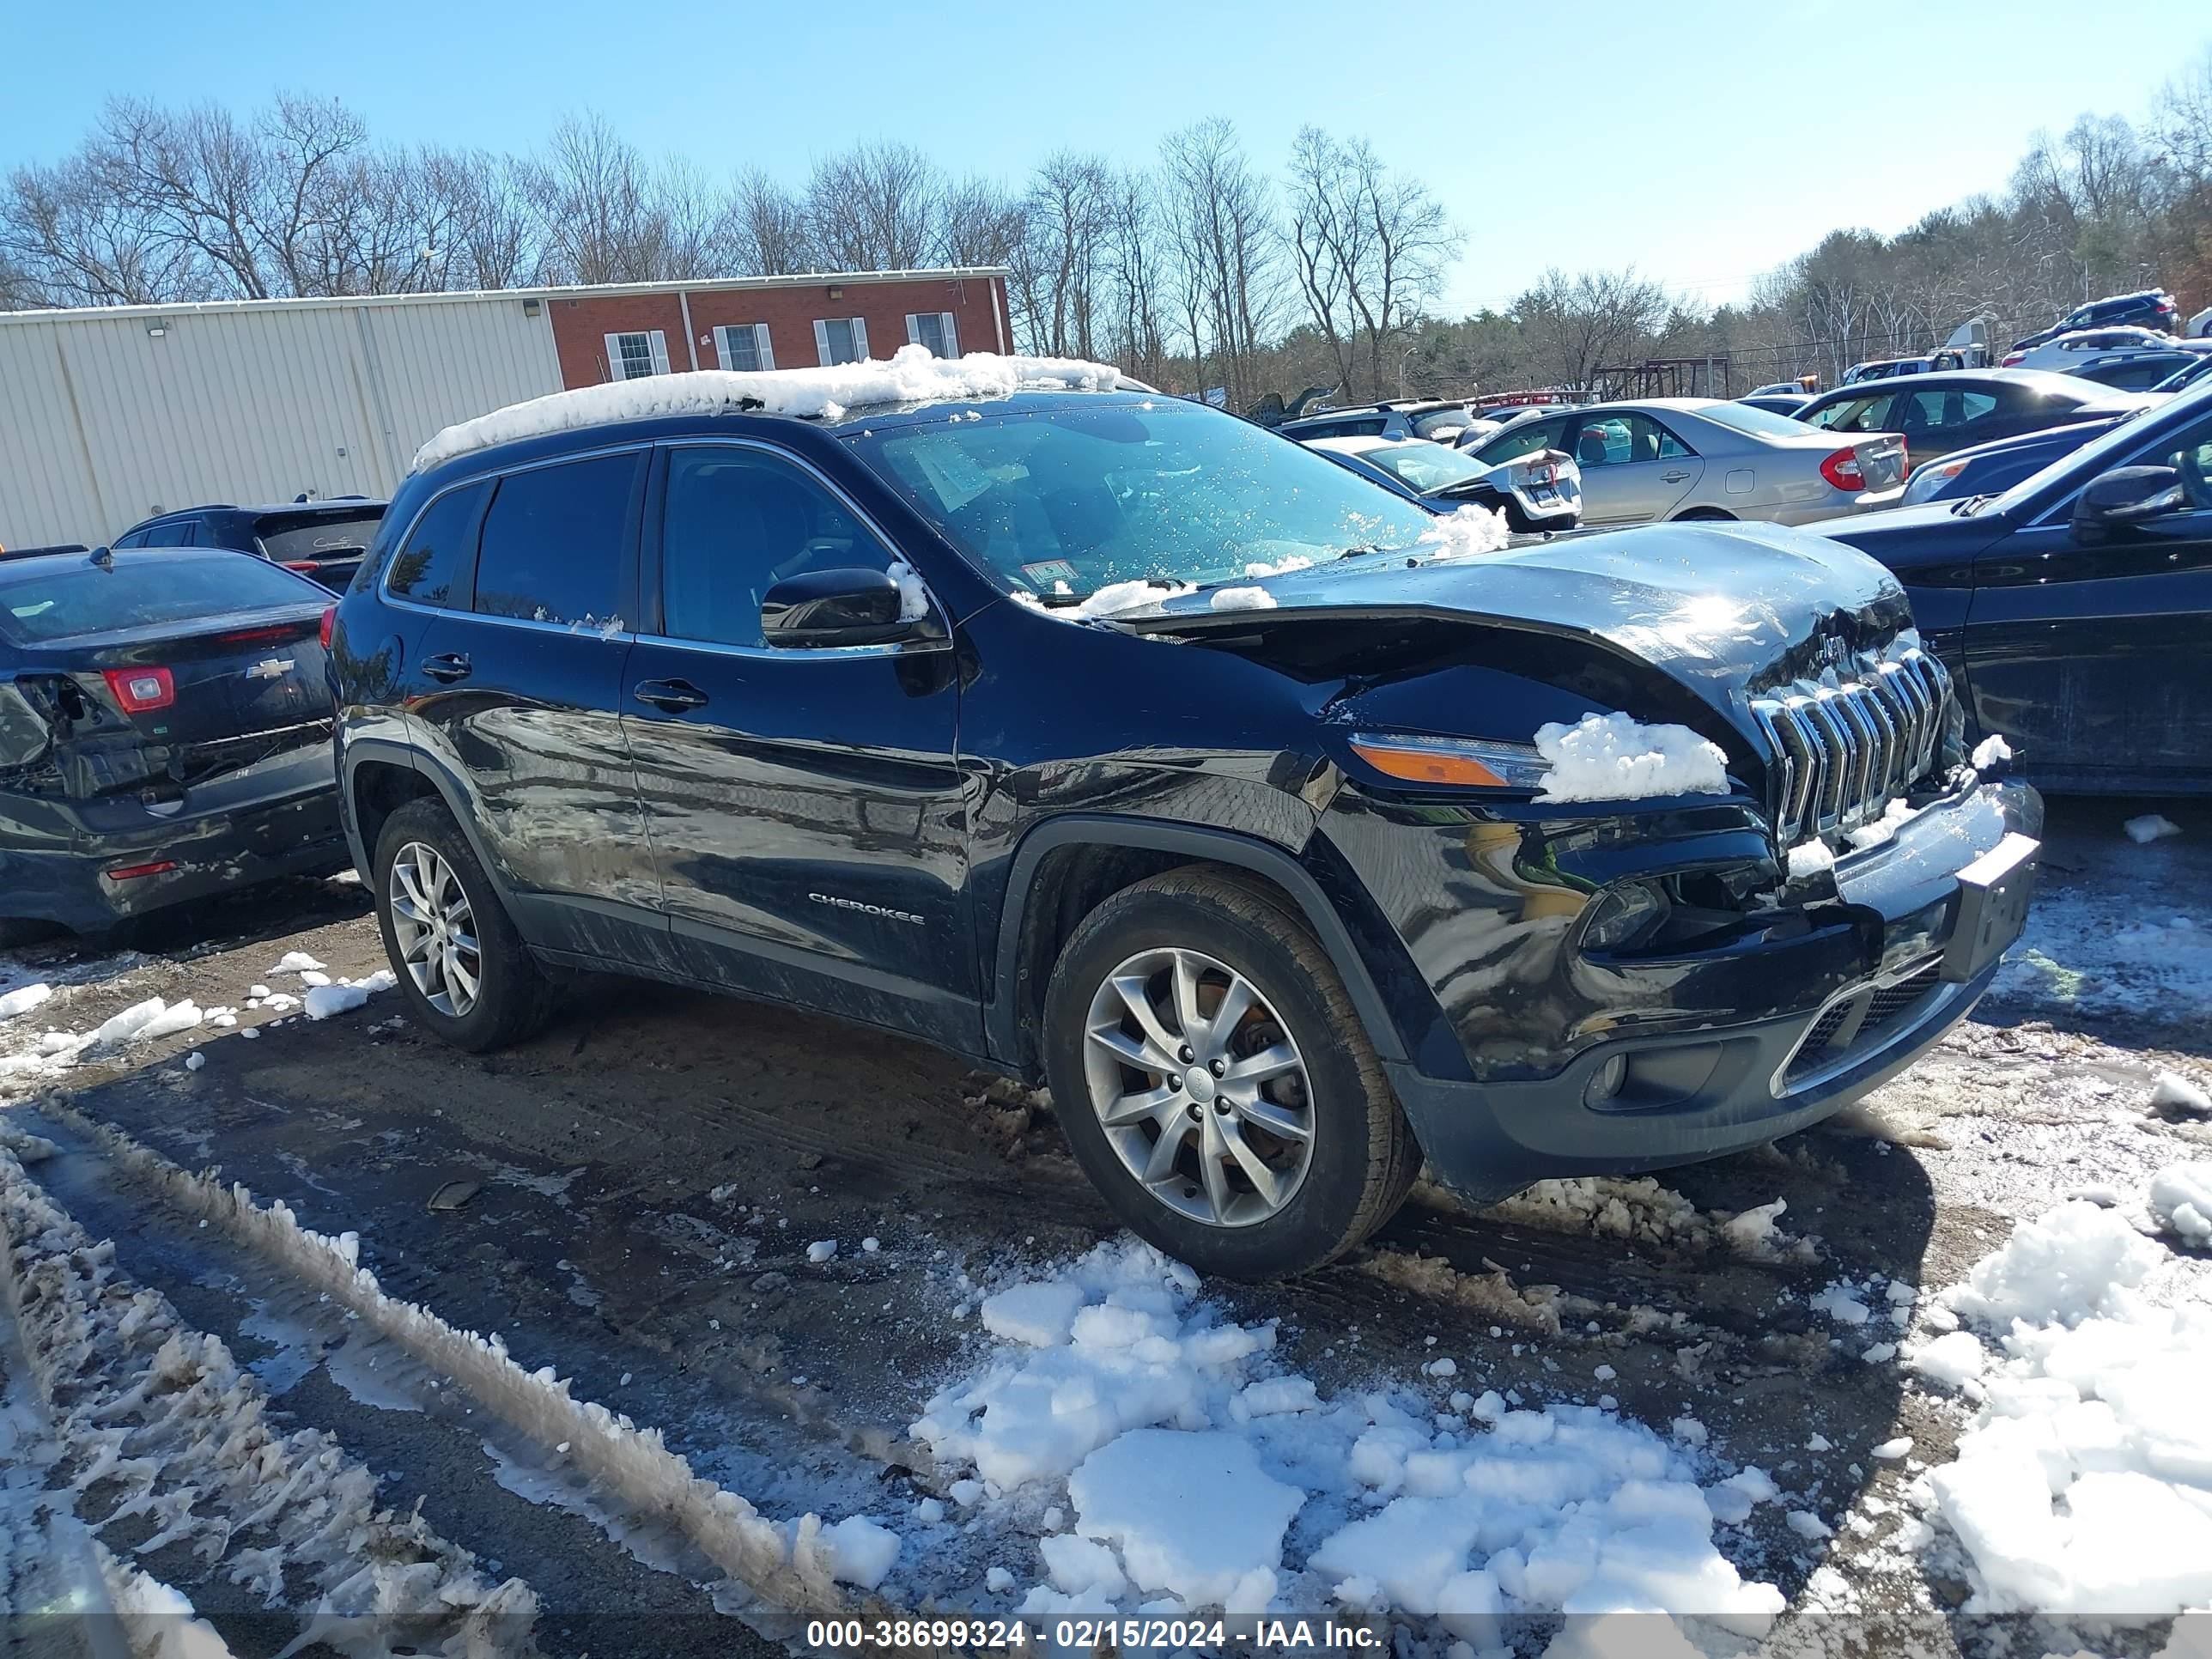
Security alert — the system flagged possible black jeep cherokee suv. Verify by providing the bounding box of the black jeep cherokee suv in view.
[330,372,2042,1279]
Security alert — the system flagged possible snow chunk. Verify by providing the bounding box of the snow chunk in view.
[1809,1282,1873,1327]
[270,951,327,974]
[1068,1429,1302,1610]
[1532,712,1729,805]
[1208,586,1277,611]
[1418,504,1512,562]
[1310,1496,1486,1617]
[416,346,1128,471]
[0,982,52,1022]
[805,1239,838,1264]
[2125,813,2183,845]
[1787,1510,1832,1540]
[2151,1071,2212,1115]
[980,1280,1089,1348]
[303,970,396,1021]
[1971,734,2013,771]
[1785,842,1835,880]
[184,1051,205,1073]
[2146,1163,2212,1243]
[1946,1199,2163,1328]
[1908,1330,1987,1389]
[1870,1437,1912,1461]
[816,1516,901,1591]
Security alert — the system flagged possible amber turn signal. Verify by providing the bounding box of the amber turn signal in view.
[1350,740,1509,787]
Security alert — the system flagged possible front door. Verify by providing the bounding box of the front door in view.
[404,448,669,967]
[1568,412,1705,523]
[1965,405,2212,782]
[620,441,975,1050]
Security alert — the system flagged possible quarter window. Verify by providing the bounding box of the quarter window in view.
[605,330,670,381]
[905,312,957,357]
[386,483,488,608]
[1805,393,1898,434]
[814,317,869,366]
[658,447,894,649]
[472,454,641,628]
[715,324,774,372]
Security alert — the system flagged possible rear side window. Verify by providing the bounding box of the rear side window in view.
[386,483,489,609]
[1899,390,1997,429]
[0,555,319,645]
[1479,416,1569,464]
[258,509,385,564]
[473,454,641,628]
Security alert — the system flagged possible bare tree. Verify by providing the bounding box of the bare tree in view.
[804,140,939,271]
[1159,118,1279,407]
[1099,168,1170,384]
[531,112,665,285]
[1514,267,1668,389]
[937,173,1026,270]
[723,167,814,275]
[1018,152,1109,357]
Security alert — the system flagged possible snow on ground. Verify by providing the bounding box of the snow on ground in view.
[1479,1176,1819,1265]
[1531,713,1731,805]
[413,346,1128,471]
[1909,1188,2212,1619]
[0,1142,539,1653]
[908,1237,1786,1640]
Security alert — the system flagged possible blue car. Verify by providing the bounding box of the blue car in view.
[1825,376,2212,794]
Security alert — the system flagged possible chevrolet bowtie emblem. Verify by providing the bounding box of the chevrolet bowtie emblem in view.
[246,657,295,680]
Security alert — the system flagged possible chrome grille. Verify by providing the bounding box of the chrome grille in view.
[1752,648,1954,845]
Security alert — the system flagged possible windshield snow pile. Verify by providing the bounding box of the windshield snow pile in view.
[1533,713,1730,804]
[413,345,1128,472]
[1417,504,1511,562]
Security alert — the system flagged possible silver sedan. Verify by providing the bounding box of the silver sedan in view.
[1462,398,1906,527]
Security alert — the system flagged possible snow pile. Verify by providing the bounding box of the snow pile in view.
[1786,841,1836,880]
[302,969,397,1021]
[0,1142,540,1649]
[1243,554,1314,579]
[909,1238,1785,1632]
[1532,713,1730,805]
[2125,813,2183,846]
[269,951,327,974]
[1417,504,1512,562]
[2146,1164,2212,1243]
[1920,1199,2212,1614]
[1208,586,1278,611]
[1483,1176,1816,1264]
[1010,579,1198,621]
[2151,1071,2211,1115]
[1971,733,2013,771]
[414,345,1127,471]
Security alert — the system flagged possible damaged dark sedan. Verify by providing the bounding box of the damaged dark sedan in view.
[331,375,2041,1279]
[0,546,349,943]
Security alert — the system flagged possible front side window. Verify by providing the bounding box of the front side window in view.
[905,312,957,358]
[1478,416,1570,465]
[716,324,774,372]
[847,400,1434,600]
[472,454,641,628]
[605,330,670,381]
[815,317,869,366]
[659,447,893,647]
[386,483,488,608]
[2145,412,2212,511]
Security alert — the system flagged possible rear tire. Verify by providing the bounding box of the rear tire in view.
[1674,506,1735,521]
[373,799,558,1053]
[1042,867,1420,1279]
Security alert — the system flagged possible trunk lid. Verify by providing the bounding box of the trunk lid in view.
[1849,433,1909,492]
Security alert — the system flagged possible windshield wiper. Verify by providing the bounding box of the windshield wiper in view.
[1951,494,1996,517]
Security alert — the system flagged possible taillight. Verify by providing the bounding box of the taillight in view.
[319,605,337,650]
[1820,447,1869,493]
[282,559,321,574]
[101,666,175,713]
[103,860,179,883]
[2001,350,2025,366]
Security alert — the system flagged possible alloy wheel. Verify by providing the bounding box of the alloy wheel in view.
[1080,946,1316,1228]
[388,841,482,1018]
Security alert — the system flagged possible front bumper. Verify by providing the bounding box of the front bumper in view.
[0,745,347,933]
[1375,775,2041,1201]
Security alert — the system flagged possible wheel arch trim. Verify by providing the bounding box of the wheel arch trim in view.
[987,814,1408,1068]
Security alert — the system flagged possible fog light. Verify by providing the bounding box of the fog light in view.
[1584,1053,1627,1106]
[1582,882,1670,952]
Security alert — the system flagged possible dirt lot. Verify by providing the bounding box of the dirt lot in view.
[3,799,2209,1657]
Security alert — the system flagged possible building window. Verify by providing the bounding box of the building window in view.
[714,324,775,373]
[813,317,869,367]
[906,312,958,358]
[605,330,670,382]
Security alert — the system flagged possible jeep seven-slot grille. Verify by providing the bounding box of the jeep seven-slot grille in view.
[1750,649,1954,844]
[1784,961,1946,1086]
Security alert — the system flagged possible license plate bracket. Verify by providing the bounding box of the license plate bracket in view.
[1942,831,2039,982]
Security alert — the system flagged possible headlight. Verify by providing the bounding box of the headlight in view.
[1582,880,1672,952]
[1349,732,1548,789]
[1902,459,1967,505]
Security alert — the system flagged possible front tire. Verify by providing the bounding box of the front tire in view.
[373,799,557,1053]
[1042,868,1420,1279]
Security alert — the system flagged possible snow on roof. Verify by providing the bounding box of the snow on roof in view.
[410,344,1129,473]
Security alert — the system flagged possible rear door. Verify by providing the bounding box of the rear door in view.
[1568,412,1703,524]
[622,441,974,1050]
[404,449,670,967]
[1893,386,2002,462]
[1966,404,2212,781]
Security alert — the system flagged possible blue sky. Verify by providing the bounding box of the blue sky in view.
[3,0,2203,315]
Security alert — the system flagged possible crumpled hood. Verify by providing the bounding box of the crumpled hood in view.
[1124,520,1919,741]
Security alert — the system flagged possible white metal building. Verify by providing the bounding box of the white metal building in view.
[0,268,1012,550]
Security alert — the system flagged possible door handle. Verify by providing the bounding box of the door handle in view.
[633,678,709,713]
[1660,471,1691,483]
[421,653,471,684]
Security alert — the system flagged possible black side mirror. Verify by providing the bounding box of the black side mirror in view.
[761,567,930,650]
[2072,465,2186,541]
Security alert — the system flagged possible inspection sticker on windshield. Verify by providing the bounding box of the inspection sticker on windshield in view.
[1020,560,1079,586]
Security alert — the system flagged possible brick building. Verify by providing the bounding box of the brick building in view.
[0,267,1012,549]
